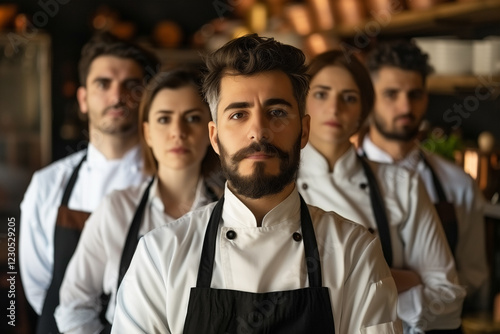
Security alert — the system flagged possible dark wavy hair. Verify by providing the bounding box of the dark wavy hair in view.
[308,50,375,128]
[139,68,219,177]
[366,40,433,82]
[78,31,160,86]
[203,34,309,121]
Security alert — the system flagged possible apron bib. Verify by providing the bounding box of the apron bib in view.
[183,195,335,334]
[37,155,90,334]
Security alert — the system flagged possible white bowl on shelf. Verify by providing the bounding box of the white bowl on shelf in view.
[413,37,472,75]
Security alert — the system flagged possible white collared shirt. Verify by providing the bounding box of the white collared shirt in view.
[362,135,488,309]
[54,177,216,334]
[298,143,465,332]
[112,184,403,334]
[19,144,146,314]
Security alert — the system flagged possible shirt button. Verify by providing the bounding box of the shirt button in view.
[301,183,308,190]
[226,230,237,240]
[359,183,367,190]
[292,232,302,242]
[368,227,375,234]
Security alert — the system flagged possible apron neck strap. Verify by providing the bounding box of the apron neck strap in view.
[356,155,393,267]
[196,194,323,288]
[60,153,87,206]
[419,151,448,202]
[117,177,156,289]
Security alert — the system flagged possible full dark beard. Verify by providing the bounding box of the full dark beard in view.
[217,135,302,199]
[373,113,420,142]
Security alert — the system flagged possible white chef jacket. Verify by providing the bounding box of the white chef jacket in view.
[362,135,488,308]
[112,183,403,334]
[54,177,216,334]
[19,144,146,315]
[297,143,465,332]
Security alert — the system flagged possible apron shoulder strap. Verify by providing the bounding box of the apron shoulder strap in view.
[117,177,156,289]
[419,151,448,202]
[357,155,393,267]
[61,153,87,206]
[197,196,225,287]
[298,195,322,287]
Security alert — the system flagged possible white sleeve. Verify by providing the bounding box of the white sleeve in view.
[55,197,114,333]
[112,237,170,334]
[398,176,465,331]
[455,178,488,297]
[341,236,403,333]
[19,172,52,315]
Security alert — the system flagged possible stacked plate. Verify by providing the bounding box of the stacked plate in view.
[413,37,472,75]
[472,37,500,75]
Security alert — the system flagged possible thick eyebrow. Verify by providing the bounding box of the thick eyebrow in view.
[223,102,253,113]
[311,84,331,90]
[311,85,359,94]
[263,98,293,108]
[223,98,293,113]
[151,109,204,115]
[92,77,111,84]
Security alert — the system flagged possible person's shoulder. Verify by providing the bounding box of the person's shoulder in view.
[425,152,474,185]
[307,204,376,243]
[34,150,86,180]
[142,201,217,245]
[104,179,152,206]
[28,150,87,191]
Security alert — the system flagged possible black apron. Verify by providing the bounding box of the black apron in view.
[182,195,335,334]
[37,155,90,334]
[419,152,459,256]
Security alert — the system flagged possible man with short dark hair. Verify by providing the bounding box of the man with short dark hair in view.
[112,34,402,334]
[362,40,488,333]
[19,32,160,334]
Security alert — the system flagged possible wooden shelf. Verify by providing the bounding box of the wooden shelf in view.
[323,0,500,38]
[427,74,500,95]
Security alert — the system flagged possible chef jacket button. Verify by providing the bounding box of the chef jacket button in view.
[359,183,367,190]
[226,230,237,240]
[301,183,308,190]
[292,232,302,242]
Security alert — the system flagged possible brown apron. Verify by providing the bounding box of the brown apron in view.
[37,155,90,334]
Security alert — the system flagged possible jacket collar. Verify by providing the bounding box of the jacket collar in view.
[222,182,301,228]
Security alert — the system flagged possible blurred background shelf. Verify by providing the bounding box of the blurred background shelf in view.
[322,0,500,38]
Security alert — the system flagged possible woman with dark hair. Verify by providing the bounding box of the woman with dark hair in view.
[54,68,221,334]
[297,50,464,333]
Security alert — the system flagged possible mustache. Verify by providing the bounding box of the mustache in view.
[103,102,128,115]
[394,114,415,122]
[232,141,289,163]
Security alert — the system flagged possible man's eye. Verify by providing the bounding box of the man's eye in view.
[230,112,244,120]
[96,80,110,89]
[186,115,202,123]
[409,91,424,100]
[384,91,398,100]
[158,116,170,124]
[269,109,287,117]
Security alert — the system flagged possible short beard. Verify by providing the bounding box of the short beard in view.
[95,103,138,136]
[217,135,302,199]
[373,113,420,142]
